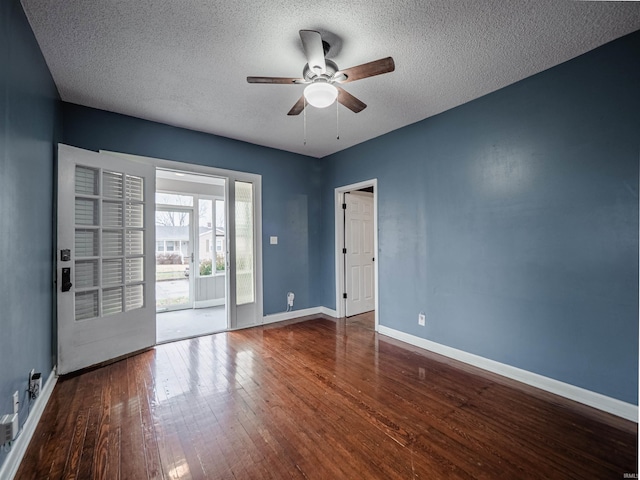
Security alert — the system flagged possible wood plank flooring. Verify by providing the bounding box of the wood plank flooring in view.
[17,313,637,479]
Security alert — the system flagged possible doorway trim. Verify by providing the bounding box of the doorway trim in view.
[100,150,263,332]
[334,179,379,330]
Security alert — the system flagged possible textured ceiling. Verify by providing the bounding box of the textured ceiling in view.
[21,0,640,158]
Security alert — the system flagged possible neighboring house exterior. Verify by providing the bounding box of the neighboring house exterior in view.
[156,225,225,264]
[155,225,191,262]
[199,227,225,261]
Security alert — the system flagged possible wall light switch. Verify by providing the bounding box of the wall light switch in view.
[270,236,278,245]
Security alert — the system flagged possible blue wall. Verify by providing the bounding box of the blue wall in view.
[0,0,59,468]
[62,103,323,315]
[3,9,636,465]
[320,31,640,404]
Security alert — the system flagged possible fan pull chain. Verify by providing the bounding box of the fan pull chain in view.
[336,98,340,140]
[303,97,307,146]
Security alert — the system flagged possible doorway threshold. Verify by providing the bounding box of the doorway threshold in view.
[156,305,227,343]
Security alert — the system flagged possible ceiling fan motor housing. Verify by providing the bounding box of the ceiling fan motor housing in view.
[303,59,339,83]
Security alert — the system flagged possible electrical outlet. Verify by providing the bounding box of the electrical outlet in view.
[0,414,18,443]
[287,292,295,307]
[13,391,19,414]
[418,312,426,326]
[30,371,42,399]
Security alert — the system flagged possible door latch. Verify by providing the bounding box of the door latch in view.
[61,267,72,292]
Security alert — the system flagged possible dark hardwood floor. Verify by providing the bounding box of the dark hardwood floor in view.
[17,313,637,479]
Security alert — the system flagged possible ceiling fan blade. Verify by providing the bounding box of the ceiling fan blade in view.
[299,30,326,75]
[336,86,367,113]
[287,96,306,116]
[335,57,395,83]
[247,76,305,84]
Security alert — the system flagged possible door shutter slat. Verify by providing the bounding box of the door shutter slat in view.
[125,203,143,228]
[103,259,123,286]
[103,171,124,199]
[102,287,123,316]
[103,230,123,257]
[125,230,143,255]
[75,166,98,195]
[75,229,98,257]
[126,284,144,311]
[126,257,144,283]
[75,260,98,288]
[75,290,98,321]
[126,175,144,201]
[103,201,123,227]
[75,198,98,225]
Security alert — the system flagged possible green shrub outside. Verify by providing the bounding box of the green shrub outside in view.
[199,254,225,276]
[216,253,225,272]
[200,259,212,276]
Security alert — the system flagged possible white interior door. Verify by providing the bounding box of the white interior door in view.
[345,191,375,317]
[57,144,156,375]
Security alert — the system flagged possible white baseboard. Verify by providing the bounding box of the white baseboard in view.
[378,325,638,422]
[0,367,58,480]
[262,307,322,325]
[262,306,339,326]
[319,306,338,318]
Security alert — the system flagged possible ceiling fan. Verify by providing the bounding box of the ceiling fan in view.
[247,30,395,115]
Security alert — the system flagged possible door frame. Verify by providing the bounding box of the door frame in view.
[101,150,263,331]
[334,179,379,330]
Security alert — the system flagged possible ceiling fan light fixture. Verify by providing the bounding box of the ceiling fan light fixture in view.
[304,82,338,108]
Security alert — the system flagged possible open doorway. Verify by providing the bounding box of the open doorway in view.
[155,169,227,343]
[335,179,379,331]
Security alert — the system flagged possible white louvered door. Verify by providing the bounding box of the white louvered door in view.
[57,144,156,375]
